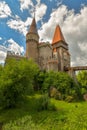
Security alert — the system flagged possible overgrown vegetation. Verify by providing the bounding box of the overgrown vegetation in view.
[36,94,56,111]
[3,116,41,130]
[0,58,39,108]
[0,96,87,130]
[77,70,87,95]
[36,71,81,101]
[0,59,87,129]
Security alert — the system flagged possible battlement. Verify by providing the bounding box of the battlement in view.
[7,51,24,57]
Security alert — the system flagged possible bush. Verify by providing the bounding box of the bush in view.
[65,96,74,102]
[42,71,80,101]
[0,58,39,108]
[49,87,58,97]
[36,94,56,111]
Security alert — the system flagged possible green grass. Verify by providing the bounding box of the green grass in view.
[0,94,87,130]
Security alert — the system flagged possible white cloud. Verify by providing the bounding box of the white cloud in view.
[19,0,47,21]
[0,45,7,63]
[38,5,69,41]
[0,39,25,63]
[7,39,24,55]
[56,0,63,6]
[7,3,47,35]
[0,37,2,40]
[36,0,41,5]
[35,4,47,22]
[19,0,33,11]
[0,1,11,18]
[0,51,6,63]
[7,16,32,36]
[0,45,7,52]
[38,5,87,66]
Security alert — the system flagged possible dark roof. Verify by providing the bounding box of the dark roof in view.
[28,17,38,34]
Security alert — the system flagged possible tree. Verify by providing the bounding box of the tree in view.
[34,70,46,90]
[77,71,87,88]
[42,71,79,100]
[77,71,87,94]
[0,58,39,108]
[0,65,3,76]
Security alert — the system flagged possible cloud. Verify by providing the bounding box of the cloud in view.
[56,0,63,6]
[0,1,11,18]
[19,0,47,21]
[7,16,32,36]
[38,5,87,66]
[35,4,47,22]
[7,3,47,35]
[19,0,33,11]
[0,37,2,40]
[0,39,24,63]
[38,5,69,41]
[36,0,41,5]
[0,51,6,63]
[7,39,24,54]
[0,45,7,52]
[0,45,7,63]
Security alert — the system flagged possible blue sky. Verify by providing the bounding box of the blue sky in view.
[0,0,87,66]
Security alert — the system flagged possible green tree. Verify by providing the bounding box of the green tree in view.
[77,71,87,87]
[42,71,79,100]
[0,58,39,108]
[77,71,87,94]
[34,70,46,90]
[0,65,3,76]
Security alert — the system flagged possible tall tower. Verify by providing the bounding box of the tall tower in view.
[52,25,70,71]
[26,17,39,62]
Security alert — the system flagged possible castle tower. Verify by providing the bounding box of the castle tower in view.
[52,25,70,71]
[26,17,39,62]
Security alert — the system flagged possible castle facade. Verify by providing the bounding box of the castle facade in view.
[26,17,70,71]
[6,17,70,72]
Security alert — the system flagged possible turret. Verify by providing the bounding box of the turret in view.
[52,25,70,71]
[26,17,39,62]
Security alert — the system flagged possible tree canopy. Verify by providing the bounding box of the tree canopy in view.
[77,71,87,88]
[0,58,39,108]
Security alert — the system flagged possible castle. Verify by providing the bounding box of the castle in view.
[6,17,70,72]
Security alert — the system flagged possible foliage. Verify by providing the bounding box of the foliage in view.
[1,95,87,130]
[77,71,87,88]
[36,94,56,111]
[0,58,39,108]
[65,95,74,102]
[0,65,3,76]
[3,116,41,130]
[34,70,46,90]
[42,71,79,100]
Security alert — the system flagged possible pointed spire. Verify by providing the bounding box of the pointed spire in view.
[28,17,38,34]
[52,25,65,45]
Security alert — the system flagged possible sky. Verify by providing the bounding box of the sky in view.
[0,0,87,66]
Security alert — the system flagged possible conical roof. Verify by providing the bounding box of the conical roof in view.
[52,25,65,45]
[29,17,38,34]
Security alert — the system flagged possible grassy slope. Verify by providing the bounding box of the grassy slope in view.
[0,94,87,130]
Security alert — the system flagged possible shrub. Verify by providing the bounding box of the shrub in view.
[0,59,39,108]
[36,94,56,111]
[65,96,74,102]
[42,71,80,101]
[49,87,58,97]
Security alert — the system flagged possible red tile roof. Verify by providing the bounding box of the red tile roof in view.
[52,25,65,45]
